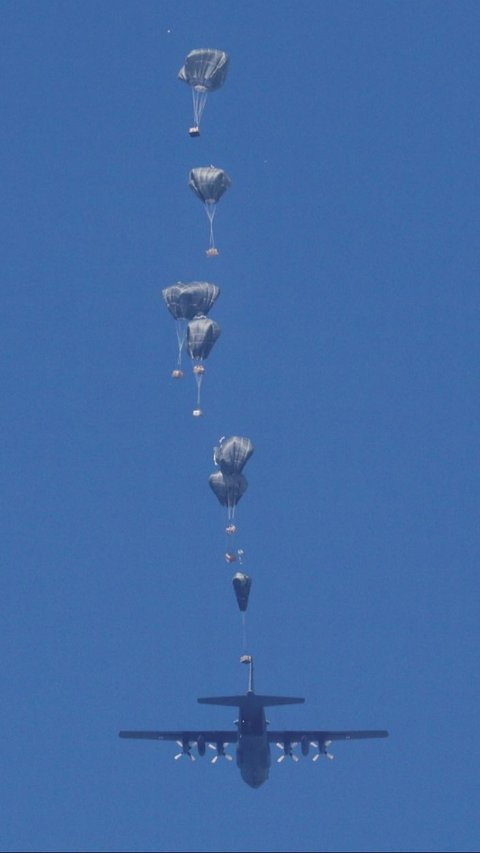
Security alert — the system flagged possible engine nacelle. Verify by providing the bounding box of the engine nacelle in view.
[197,735,206,757]
[301,736,310,756]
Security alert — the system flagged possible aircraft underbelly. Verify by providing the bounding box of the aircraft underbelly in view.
[237,735,270,788]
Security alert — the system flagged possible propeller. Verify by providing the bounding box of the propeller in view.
[208,742,233,764]
[276,742,299,763]
[174,740,196,761]
[312,740,334,761]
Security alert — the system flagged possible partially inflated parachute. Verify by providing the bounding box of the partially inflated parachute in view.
[232,572,252,613]
[189,166,231,256]
[178,49,229,137]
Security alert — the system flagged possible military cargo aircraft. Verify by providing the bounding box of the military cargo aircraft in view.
[119,656,388,788]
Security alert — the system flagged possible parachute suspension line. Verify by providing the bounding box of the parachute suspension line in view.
[200,90,208,123]
[194,368,203,408]
[175,319,187,367]
[205,202,216,250]
[226,488,237,521]
[242,612,248,653]
[192,88,199,125]
[192,89,208,127]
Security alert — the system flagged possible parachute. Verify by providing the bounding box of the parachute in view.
[210,436,253,521]
[209,471,248,519]
[189,166,231,256]
[187,316,221,416]
[162,282,220,376]
[178,49,229,137]
[232,572,252,613]
[214,436,255,475]
[163,282,220,321]
[187,316,221,360]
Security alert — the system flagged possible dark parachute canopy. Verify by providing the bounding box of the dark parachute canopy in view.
[189,167,231,204]
[187,316,221,361]
[187,317,221,417]
[189,166,232,256]
[209,471,248,519]
[214,436,255,475]
[162,281,220,321]
[178,49,229,135]
[178,48,229,92]
[232,572,252,613]
[162,282,220,377]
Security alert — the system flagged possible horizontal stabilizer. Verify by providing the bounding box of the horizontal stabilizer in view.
[254,695,305,707]
[197,695,246,707]
[198,694,305,708]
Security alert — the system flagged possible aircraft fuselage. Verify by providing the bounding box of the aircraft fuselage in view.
[236,733,270,787]
[235,695,270,788]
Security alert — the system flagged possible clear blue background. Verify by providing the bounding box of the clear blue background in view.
[1,2,479,851]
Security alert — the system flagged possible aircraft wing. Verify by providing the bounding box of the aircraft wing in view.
[268,729,388,743]
[119,730,238,743]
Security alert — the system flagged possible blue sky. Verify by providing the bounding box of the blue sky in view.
[1,2,479,851]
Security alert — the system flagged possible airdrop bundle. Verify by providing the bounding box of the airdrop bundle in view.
[162,51,256,625]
